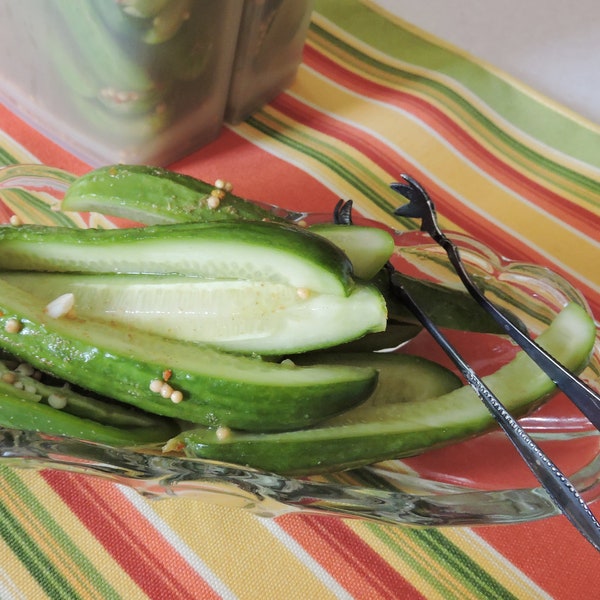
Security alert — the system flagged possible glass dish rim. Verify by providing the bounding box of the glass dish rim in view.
[0,162,599,529]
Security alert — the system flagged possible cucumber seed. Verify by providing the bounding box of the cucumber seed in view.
[214,179,233,192]
[170,390,183,404]
[44,293,75,319]
[4,318,22,334]
[149,379,163,393]
[15,363,35,377]
[48,393,68,410]
[280,358,295,368]
[216,426,231,441]
[208,189,224,209]
[0,372,16,384]
[160,382,174,399]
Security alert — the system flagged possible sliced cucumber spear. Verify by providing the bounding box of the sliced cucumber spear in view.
[0,273,386,356]
[0,278,377,432]
[59,165,521,336]
[61,164,288,225]
[0,217,391,354]
[308,223,395,281]
[293,352,462,407]
[60,166,397,280]
[0,221,355,297]
[171,302,597,474]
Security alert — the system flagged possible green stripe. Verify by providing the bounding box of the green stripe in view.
[245,112,419,231]
[0,467,120,599]
[308,20,600,208]
[0,499,82,598]
[0,148,20,166]
[368,523,520,600]
[313,0,600,170]
[1,189,79,227]
[309,21,600,207]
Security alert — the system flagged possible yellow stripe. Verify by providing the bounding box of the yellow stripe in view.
[232,111,407,231]
[151,500,341,600]
[0,534,50,599]
[347,521,552,600]
[263,67,600,290]
[0,469,144,600]
[345,521,473,600]
[0,472,99,599]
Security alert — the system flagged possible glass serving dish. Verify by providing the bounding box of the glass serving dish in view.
[0,163,599,527]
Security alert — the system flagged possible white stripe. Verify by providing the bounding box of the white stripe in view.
[258,518,355,600]
[118,486,238,600]
[0,130,40,165]
[0,565,27,600]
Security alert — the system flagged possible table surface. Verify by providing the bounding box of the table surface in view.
[373,0,600,125]
[1,1,599,598]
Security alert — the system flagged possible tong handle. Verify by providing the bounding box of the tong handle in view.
[439,232,600,431]
[390,272,600,553]
[392,173,600,432]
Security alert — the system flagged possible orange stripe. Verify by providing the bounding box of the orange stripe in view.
[266,93,600,316]
[478,516,600,598]
[278,515,425,599]
[301,45,600,237]
[43,471,222,600]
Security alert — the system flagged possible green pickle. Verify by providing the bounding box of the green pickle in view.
[62,165,288,225]
[172,303,597,474]
[1,165,593,475]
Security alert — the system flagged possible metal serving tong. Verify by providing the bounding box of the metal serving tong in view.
[379,175,600,550]
[392,174,600,431]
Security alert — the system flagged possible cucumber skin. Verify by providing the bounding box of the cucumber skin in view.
[175,303,597,474]
[62,165,286,225]
[293,352,462,407]
[0,393,178,446]
[0,279,377,432]
[0,221,355,297]
[372,270,525,335]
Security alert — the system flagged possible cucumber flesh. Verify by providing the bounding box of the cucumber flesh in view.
[173,302,597,474]
[293,352,462,406]
[1,273,387,355]
[0,221,354,297]
[0,278,377,432]
[309,224,395,280]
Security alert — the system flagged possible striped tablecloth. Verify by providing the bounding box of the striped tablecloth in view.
[1,1,599,598]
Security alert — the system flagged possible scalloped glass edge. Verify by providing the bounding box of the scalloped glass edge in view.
[0,163,599,528]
